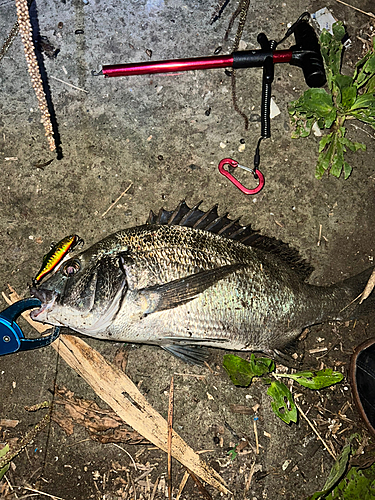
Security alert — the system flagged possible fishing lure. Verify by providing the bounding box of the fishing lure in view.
[33,234,83,285]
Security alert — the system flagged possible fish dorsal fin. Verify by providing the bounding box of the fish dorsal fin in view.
[146,200,313,279]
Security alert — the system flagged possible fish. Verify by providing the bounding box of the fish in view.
[29,201,373,363]
[33,234,83,285]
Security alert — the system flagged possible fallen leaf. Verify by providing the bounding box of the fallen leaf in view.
[53,386,148,445]
[113,348,129,372]
[0,420,19,428]
[359,268,375,304]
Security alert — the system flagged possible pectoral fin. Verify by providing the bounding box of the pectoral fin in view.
[139,263,242,315]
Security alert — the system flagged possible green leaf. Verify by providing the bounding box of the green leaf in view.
[324,113,337,130]
[332,22,346,42]
[317,133,339,175]
[354,51,372,79]
[350,110,375,129]
[355,52,375,89]
[350,93,375,111]
[366,74,375,93]
[309,435,361,500]
[341,137,366,153]
[223,354,275,387]
[318,132,333,152]
[343,161,352,180]
[282,369,344,390]
[298,88,336,119]
[330,140,345,178]
[315,127,362,180]
[334,75,357,110]
[227,447,238,460]
[0,444,10,481]
[364,53,375,74]
[325,463,375,499]
[289,89,336,136]
[290,117,314,138]
[267,380,297,424]
[315,160,327,180]
[319,23,345,92]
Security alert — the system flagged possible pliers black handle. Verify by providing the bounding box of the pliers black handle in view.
[0,298,60,356]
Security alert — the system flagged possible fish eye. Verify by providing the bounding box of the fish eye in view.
[62,259,81,277]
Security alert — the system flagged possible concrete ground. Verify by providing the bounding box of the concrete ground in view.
[0,0,375,498]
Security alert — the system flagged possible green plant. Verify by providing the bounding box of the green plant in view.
[223,353,343,424]
[288,23,375,179]
[0,444,10,481]
[309,434,375,500]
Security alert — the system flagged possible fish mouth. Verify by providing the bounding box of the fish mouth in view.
[29,286,58,319]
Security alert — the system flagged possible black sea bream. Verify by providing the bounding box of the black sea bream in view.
[30,202,373,363]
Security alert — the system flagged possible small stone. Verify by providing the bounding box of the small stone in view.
[312,122,322,137]
[282,459,291,471]
[270,98,281,119]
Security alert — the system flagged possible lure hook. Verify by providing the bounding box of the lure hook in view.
[218,158,265,195]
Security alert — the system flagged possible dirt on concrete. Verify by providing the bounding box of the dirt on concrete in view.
[0,0,375,498]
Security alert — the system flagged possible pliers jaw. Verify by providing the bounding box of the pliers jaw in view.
[0,298,60,356]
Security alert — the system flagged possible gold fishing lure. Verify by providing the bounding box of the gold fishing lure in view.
[33,234,83,284]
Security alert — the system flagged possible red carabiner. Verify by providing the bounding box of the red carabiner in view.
[218,158,265,195]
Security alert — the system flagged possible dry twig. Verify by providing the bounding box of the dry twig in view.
[16,486,66,500]
[0,21,19,62]
[335,0,375,18]
[243,460,256,498]
[101,182,133,217]
[49,75,88,93]
[253,418,259,455]
[186,469,213,500]
[167,376,174,500]
[317,224,322,246]
[112,443,138,471]
[150,476,160,500]
[295,401,336,460]
[339,293,362,313]
[175,471,190,500]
